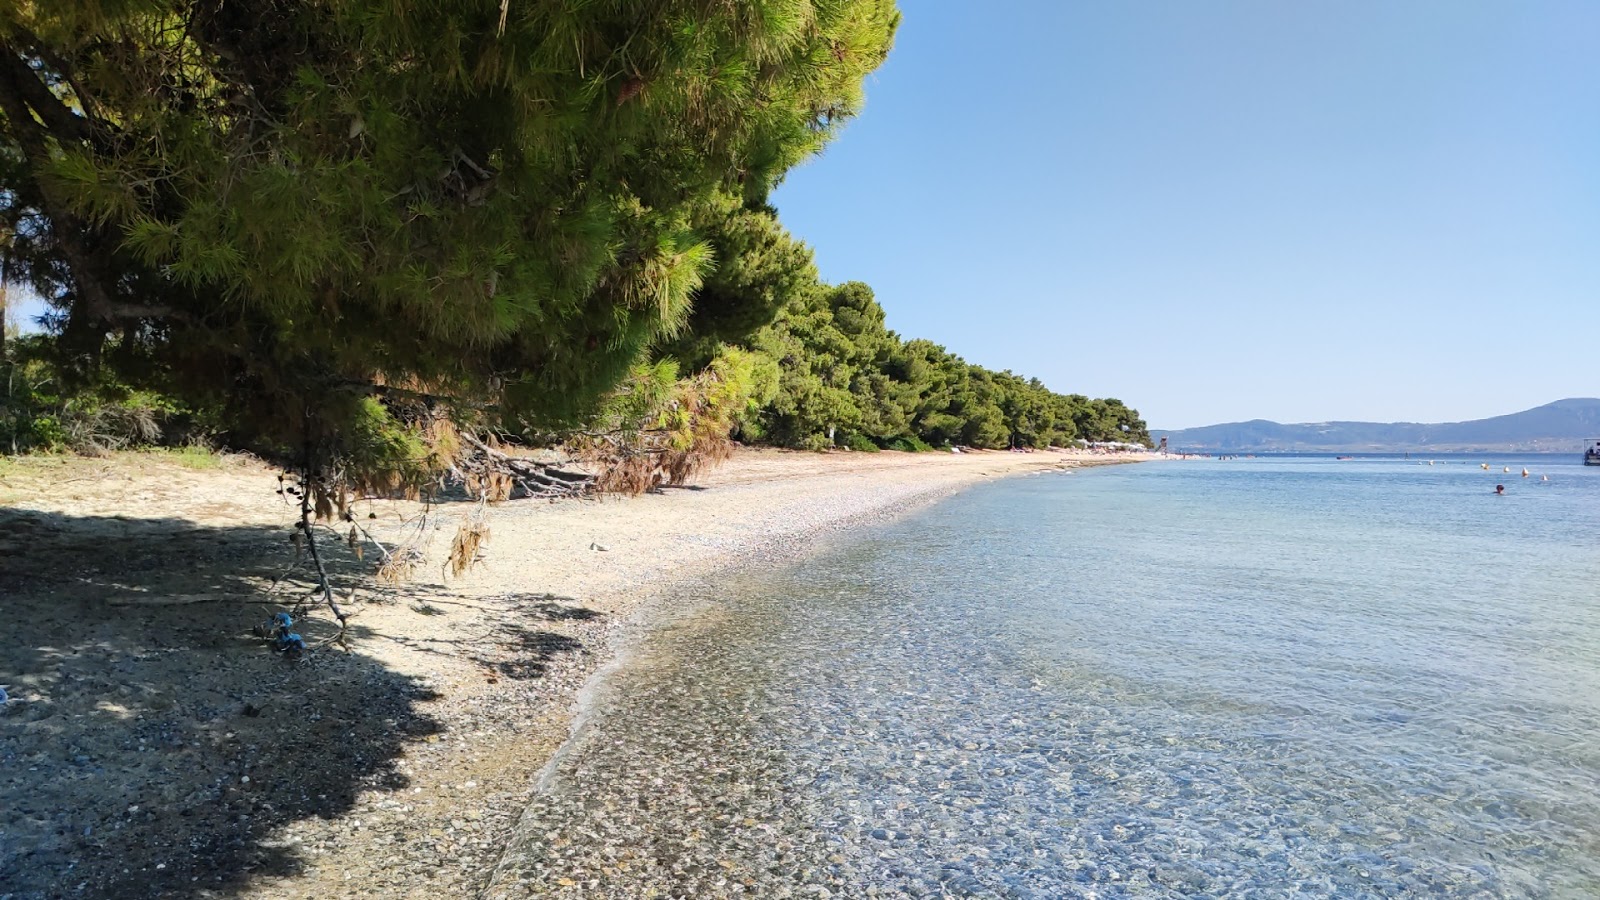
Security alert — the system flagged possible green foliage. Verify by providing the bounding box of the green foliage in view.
[657,200,822,370]
[888,435,935,453]
[0,0,900,476]
[339,397,441,496]
[1,342,66,452]
[579,345,765,494]
[843,432,880,452]
[742,281,881,448]
[148,445,223,471]
[0,0,1153,479]
[736,284,1151,451]
[0,335,199,454]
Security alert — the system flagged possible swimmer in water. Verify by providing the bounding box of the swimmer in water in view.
[1495,484,1506,495]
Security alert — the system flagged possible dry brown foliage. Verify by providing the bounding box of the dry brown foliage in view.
[376,545,423,586]
[588,432,733,496]
[445,507,490,579]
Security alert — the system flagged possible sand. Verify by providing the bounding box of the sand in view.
[0,446,1149,898]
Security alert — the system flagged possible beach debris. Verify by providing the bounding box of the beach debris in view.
[378,545,424,585]
[254,612,306,656]
[590,542,610,552]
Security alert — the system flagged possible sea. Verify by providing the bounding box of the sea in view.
[489,455,1600,898]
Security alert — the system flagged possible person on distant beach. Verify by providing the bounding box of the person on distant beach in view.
[1495,484,1505,495]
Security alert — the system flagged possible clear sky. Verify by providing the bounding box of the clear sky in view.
[771,1,1600,429]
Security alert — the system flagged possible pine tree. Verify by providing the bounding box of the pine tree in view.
[0,0,900,481]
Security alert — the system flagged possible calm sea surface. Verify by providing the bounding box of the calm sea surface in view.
[493,456,1600,898]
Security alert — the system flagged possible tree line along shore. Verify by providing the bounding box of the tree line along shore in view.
[0,6,1158,892]
[0,0,1155,723]
[0,1,1148,489]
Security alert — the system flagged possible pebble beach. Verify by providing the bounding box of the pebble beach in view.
[0,446,1142,898]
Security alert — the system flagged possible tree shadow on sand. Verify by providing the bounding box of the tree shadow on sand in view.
[1,508,562,899]
[381,591,600,681]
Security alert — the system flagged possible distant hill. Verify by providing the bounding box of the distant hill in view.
[1154,399,1600,453]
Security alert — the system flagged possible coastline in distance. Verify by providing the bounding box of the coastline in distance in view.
[1154,398,1600,454]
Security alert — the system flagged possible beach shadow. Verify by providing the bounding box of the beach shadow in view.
[377,592,597,681]
[487,623,587,680]
[497,592,604,622]
[0,509,443,899]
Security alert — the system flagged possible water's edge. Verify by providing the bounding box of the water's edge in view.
[482,462,1138,893]
[480,455,1600,898]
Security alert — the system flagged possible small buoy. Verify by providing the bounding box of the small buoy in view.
[1481,463,1490,470]
[1542,475,1549,482]
[1503,466,1511,473]
[1522,468,1530,478]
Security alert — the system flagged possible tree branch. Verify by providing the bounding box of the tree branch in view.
[297,469,350,641]
[0,38,92,145]
[458,430,595,499]
[7,26,101,127]
[0,40,136,341]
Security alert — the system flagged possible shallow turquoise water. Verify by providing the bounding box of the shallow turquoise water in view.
[495,457,1600,898]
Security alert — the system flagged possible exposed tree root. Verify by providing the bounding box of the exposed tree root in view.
[456,431,595,501]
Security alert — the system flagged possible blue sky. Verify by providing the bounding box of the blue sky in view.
[771,1,1600,429]
[11,3,1596,430]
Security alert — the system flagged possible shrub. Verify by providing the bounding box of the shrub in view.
[888,435,935,453]
[844,433,880,452]
[1,335,200,455]
[1,352,65,453]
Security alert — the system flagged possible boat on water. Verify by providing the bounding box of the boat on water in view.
[1586,439,1600,466]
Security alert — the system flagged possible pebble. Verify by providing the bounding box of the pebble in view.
[478,485,1553,899]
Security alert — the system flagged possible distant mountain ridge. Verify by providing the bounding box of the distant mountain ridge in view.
[1154,399,1600,453]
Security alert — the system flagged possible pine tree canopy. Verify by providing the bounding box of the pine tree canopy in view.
[0,0,899,470]
[740,283,1152,452]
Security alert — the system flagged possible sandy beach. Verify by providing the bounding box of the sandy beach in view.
[0,446,1148,898]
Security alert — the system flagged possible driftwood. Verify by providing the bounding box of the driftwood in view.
[456,431,596,500]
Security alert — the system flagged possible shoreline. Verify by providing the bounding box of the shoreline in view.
[0,446,1151,898]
